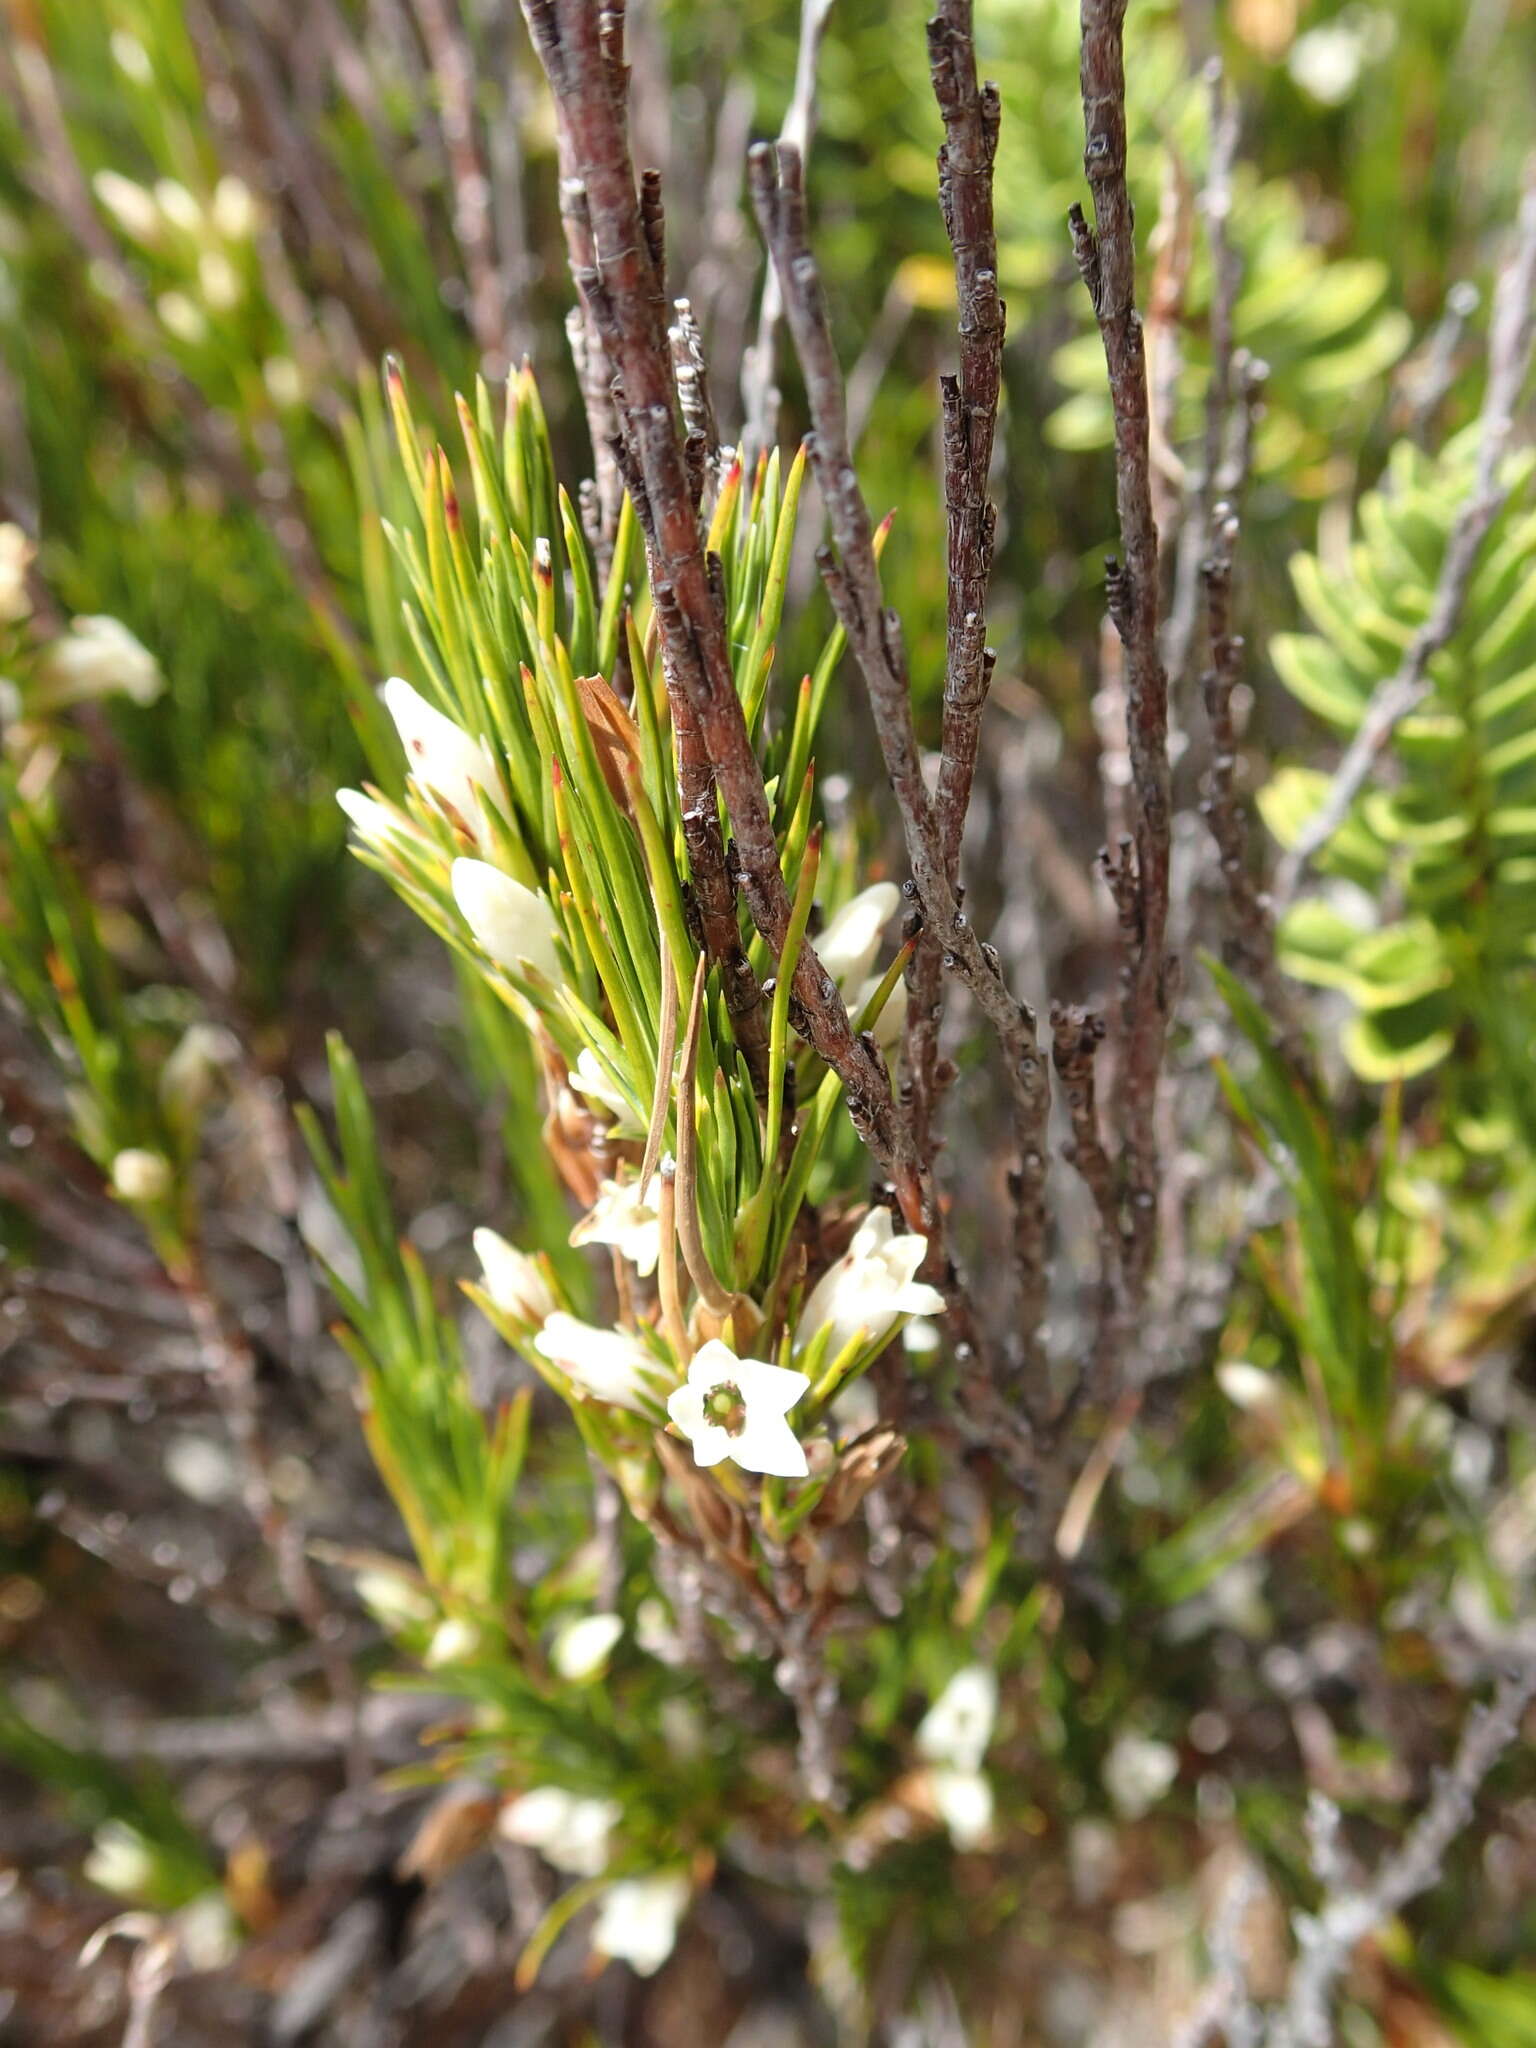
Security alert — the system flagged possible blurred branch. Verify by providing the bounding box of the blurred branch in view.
[1275,168,1536,907]
[1271,1660,1536,2048]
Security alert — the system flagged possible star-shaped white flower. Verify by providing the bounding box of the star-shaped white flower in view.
[794,1207,946,1361]
[534,1312,660,1413]
[382,676,500,844]
[570,1174,661,1275]
[666,1340,810,1479]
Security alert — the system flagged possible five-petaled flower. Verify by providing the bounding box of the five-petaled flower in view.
[666,1339,810,1478]
[795,1206,946,1362]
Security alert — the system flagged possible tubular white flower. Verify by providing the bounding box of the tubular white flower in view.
[499,1787,620,1878]
[381,677,500,842]
[929,1768,994,1850]
[473,1227,555,1324]
[917,1665,998,1774]
[39,616,163,707]
[551,1611,623,1682]
[153,178,204,234]
[210,174,258,240]
[570,1174,661,1275]
[534,1312,659,1413]
[569,1047,637,1128]
[451,859,563,986]
[817,884,906,1047]
[794,1208,946,1361]
[110,1148,173,1204]
[666,1340,810,1479]
[1102,1732,1180,1820]
[337,787,419,854]
[817,882,900,988]
[592,1872,690,1976]
[0,523,34,624]
[91,169,161,244]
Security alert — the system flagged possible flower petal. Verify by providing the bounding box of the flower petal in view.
[732,1413,809,1478]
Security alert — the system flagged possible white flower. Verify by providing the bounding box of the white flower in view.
[929,1767,994,1850]
[164,1434,238,1506]
[0,523,34,624]
[423,1616,481,1668]
[551,1611,623,1682]
[1102,1732,1179,1820]
[917,1665,997,1774]
[795,1207,945,1361]
[109,31,154,84]
[197,249,243,312]
[666,1339,810,1480]
[1287,21,1366,104]
[158,290,208,345]
[153,178,204,234]
[499,1787,619,1878]
[92,169,161,244]
[84,1822,156,1900]
[451,859,563,986]
[337,787,418,854]
[210,174,257,240]
[354,1566,434,1633]
[569,1047,637,1127]
[382,677,500,841]
[473,1227,555,1324]
[534,1312,660,1413]
[110,1148,172,1203]
[1216,1361,1284,1417]
[159,1021,236,1126]
[818,882,906,1048]
[570,1174,661,1276]
[263,355,304,409]
[817,883,900,988]
[592,1873,690,1976]
[40,616,163,706]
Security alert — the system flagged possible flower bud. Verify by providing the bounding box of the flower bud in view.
[39,616,163,707]
[551,1611,623,1682]
[473,1226,555,1323]
[110,1148,173,1204]
[451,859,563,986]
[92,169,161,244]
[381,678,499,841]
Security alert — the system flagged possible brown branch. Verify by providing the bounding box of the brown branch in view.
[749,139,1051,1379]
[520,0,904,1190]
[1070,0,1173,1304]
[904,0,1005,1167]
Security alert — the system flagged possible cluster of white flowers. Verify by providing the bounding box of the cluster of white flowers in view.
[342,680,947,1487]
[37,616,165,710]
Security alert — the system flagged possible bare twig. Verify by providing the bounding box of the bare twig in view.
[750,138,1051,1381]
[521,0,905,1192]
[740,0,837,455]
[1270,1660,1536,2047]
[904,0,1006,1168]
[1070,0,1174,1305]
[1275,169,1536,906]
